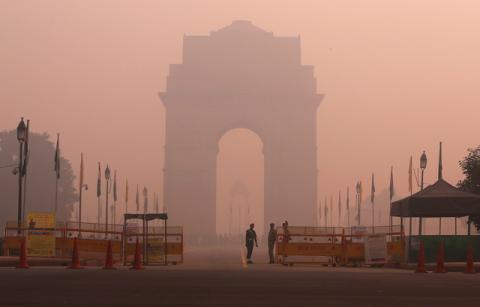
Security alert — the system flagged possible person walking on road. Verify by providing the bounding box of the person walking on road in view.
[245,223,258,264]
[268,223,277,264]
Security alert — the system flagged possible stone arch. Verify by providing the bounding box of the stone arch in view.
[160,21,323,237]
[216,128,264,236]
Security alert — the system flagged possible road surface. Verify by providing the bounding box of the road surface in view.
[1,246,479,306]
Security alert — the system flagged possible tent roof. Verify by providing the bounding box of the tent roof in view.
[391,179,480,217]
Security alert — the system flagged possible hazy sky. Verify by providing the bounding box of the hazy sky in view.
[2,1,480,228]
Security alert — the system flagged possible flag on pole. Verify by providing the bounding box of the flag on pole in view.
[143,187,148,213]
[390,166,395,201]
[113,171,117,202]
[408,156,413,194]
[330,195,333,226]
[125,179,129,204]
[338,190,342,225]
[371,173,375,204]
[21,120,30,176]
[318,201,321,224]
[135,184,139,212]
[346,187,350,210]
[359,181,363,204]
[324,200,328,225]
[96,162,101,197]
[438,142,443,180]
[79,153,84,191]
[54,134,61,179]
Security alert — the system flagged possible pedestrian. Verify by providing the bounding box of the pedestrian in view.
[245,223,258,264]
[268,223,277,264]
[281,220,290,262]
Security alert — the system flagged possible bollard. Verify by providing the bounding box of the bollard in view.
[103,240,116,270]
[415,240,427,273]
[434,241,447,273]
[68,237,84,269]
[464,244,475,274]
[16,237,29,269]
[130,238,144,270]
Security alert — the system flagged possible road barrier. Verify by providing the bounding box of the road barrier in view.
[3,220,183,266]
[123,225,183,265]
[276,225,404,266]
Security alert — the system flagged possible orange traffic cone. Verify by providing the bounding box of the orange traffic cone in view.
[415,240,427,273]
[103,240,116,270]
[16,237,29,269]
[434,241,447,273]
[464,244,475,274]
[68,237,83,269]
[130,238,144,270]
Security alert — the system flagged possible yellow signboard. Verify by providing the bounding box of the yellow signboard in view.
[26,212,56,257]
[27,212,55,229]
[147,237,166,263]
[277,243,343,257]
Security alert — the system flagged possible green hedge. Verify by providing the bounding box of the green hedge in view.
[408,235,480,262]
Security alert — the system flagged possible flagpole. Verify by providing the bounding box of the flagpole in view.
[372,201,375,233]
[438,142,443,236]
[53,133,61,221]
[371,174,375,233]
[97,196,100,235]
[78,153,83,238]
[389,166,394,236]
[324,197,327,229]
[54,177,59,219]
[346,188,350,229]
[22,120,30,226]
[104,165,111,239]
[355,190,358,227]
[125,179,129,216]
[338,191,341,227]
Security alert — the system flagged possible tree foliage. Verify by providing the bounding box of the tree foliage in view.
[457,146,480,230]
[0,130,77,229]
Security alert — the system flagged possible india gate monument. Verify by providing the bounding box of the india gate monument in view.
[160,21,323,237]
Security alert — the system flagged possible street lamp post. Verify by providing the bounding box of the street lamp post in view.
[356,182,361,226]
[419,151,427,235]
[16,118,27,234]
[78,153,88,238]
[105,165,111,238]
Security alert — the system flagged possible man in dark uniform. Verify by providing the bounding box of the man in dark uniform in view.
[281,220,290,262]
[245,223,258,264]
[268,223,277,264]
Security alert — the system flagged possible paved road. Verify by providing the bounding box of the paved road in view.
[1,247,480,306]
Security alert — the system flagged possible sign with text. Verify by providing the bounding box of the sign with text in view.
[364,234,387,265]
[26,212,56,257]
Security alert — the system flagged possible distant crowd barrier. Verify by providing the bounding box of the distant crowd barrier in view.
[124,225,183,265]
[276,225,404,266]
[2,220,183,265]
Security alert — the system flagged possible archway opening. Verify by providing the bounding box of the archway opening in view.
[216,128,264,238]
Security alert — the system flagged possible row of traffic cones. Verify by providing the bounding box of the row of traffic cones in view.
[16,237,145,270]
[415,240,476,274]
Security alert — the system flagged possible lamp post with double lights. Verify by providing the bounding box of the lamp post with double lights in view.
[419,151,427,235]
[15,118,27,234]
[105,165,111,238]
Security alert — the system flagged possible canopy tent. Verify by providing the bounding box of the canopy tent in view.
[391,179,480,217]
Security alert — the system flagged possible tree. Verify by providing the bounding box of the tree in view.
[457,146,480,230]
[0,130,77,229]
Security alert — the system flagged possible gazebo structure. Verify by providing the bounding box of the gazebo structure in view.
[391,143,480,262]
[391,178,480,235]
